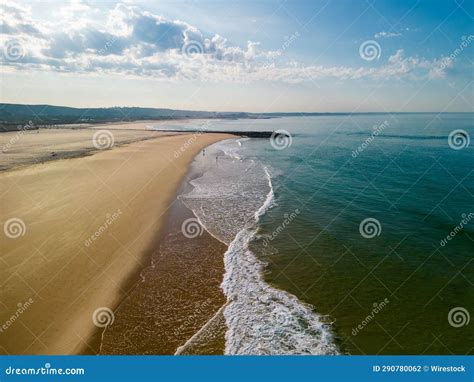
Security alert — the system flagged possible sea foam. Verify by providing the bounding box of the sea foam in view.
[180,139,339,355]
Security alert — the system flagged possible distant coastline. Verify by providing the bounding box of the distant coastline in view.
[1,103,471,131]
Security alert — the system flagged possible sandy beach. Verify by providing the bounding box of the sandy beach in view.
[0,124,186,171]
[99,169,229,355]
[0,126,232,355]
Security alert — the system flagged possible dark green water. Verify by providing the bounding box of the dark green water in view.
[252,114,473,354]
[156,113,472,354]
[199,113,473,354]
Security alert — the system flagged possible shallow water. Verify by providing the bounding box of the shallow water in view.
[100,177,227,355]
[181,141,338,354]
[176,113,473,355]
[106,114,472,355]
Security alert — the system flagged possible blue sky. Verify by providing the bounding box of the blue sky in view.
[1,0,473,111]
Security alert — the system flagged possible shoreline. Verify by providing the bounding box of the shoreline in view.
[98,144,231,355]
[0,128,233,355]
[167,138,341,355]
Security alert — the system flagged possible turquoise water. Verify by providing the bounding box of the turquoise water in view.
[162,114,473,355]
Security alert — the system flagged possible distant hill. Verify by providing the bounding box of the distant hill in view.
[0,103,371,128]
[0,103,261,129]
[0,103,462,131]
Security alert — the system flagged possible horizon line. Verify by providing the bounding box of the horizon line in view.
[1,103,473,115]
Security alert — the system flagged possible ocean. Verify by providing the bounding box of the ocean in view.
[103,113,473,355]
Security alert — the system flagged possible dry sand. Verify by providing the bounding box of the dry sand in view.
[86,119,194,131]
[51,119,192,131]
[0,127,232,354]
[0,127,182,171]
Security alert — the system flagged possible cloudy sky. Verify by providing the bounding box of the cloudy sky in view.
[1,0,473,112]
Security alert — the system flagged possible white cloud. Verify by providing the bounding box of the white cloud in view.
[0,1,454,83]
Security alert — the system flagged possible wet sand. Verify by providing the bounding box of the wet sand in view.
[0,128,232,354]
[100,187,228,355]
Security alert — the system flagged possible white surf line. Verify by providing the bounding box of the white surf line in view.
[186,204,228,245]
[174,303,228,355]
